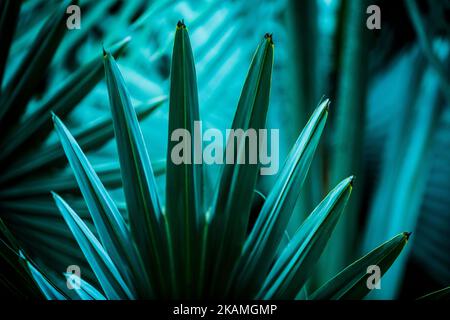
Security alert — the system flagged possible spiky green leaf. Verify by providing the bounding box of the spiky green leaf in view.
[231,99,329,297]
[103,49,170,296]
[52,192,133,299]
[165,21,203,295]
[258,176,353,299]
[311,232,410,300]
[53,114,152,297]
[206,33,274,296]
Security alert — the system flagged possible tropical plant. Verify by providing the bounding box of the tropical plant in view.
[11,21,415,300]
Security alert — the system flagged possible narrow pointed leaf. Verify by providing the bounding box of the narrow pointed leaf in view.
[311,232,410,300]
[52,192,133,299]
[258,176,353,299]
[165,21,202,294]
[53,114,153,297]
[231,99,329,297]
[64,273,106,300]
[207,33,274,296]
[21,253,66,300]
[104,50,168,295]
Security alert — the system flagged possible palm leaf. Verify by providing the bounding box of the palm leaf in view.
[53,114,152,298]
[0,97,165,185]
[231,99,329,297]
[165,20,202,296]
[257,176,353,299]
[311,232,410,300]
[63,273,106,300]
[22,252,67,300]
[103,49,170,296]
[52,192,133,299]
[206,33,274,297]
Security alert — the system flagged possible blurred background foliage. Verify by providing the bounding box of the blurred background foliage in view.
[0,0,449,299]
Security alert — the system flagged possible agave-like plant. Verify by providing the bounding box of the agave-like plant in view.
[13,21,413,300]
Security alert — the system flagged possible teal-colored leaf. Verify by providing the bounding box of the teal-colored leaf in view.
[21,252,66,300]
[103,49,169,296]
[206,33,274,297]
[311,232,410,300]
[63,273,106,300]
[165,21,202,295]
[53,114,152,298]
[258,176,353,299]
[52,192,133,299]
[231,99,329,297]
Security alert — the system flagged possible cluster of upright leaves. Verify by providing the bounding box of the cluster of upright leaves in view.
[37,21,414,300]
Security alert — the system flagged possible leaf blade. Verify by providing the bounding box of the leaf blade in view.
[311,232,410,300]
[52,192,133,300]
[206,33,274,297]
[165,21,202,295]
[232,99,329,297]
[258,176,354,299]
[103,50,169,296]
[53,114,152,298]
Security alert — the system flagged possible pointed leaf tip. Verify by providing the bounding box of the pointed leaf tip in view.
[404,232,412,240]
[50,111,57,122]
[264,33,274,45]
[349,175,355,186]
[177,19,186,29]
[325,99,331,111]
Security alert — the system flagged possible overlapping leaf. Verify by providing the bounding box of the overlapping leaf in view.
[231,99,329,297]
[206,33,274,297]
[257,176,353,299]
[52,192,133,299]
[103,49,169,296]
[0,97,165,185]
[165,21,202,295]
[311,232,410,300]
[53,114,152,297]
